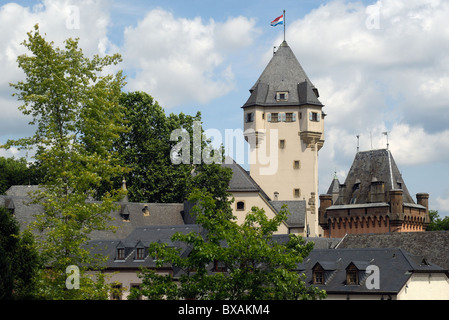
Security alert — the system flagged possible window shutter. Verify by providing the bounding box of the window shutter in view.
[309,111,313,121]
[280,113,286,122]
[292,113,296,121]
[267,113,271,122]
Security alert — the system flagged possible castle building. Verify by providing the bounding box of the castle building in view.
[242,40,325,237]
[319,149,430,238]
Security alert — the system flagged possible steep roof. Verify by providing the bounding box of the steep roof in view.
[297,248,447,295]
[222,157,270,199]
[335,149,415,205]
[337,231,449,270]
[243,40,322,108]
[269,200,306,228]
[326,176,340,195]
[1,185,186,241]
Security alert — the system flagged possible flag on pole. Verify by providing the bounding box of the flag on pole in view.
[270,14,284,27]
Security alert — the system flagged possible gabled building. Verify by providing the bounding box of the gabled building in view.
[319,149,430,237]
[242,40,326,237]
[297,248,449,300]
[223,157,308,235]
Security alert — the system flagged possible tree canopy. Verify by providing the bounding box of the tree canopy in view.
[115,91,233,210]
[129,190,326,300]
[2,25,128,299]
[427,210,449,231]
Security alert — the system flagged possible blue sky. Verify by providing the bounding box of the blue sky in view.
[1,0,448,217]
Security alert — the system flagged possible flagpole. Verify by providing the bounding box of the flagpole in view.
[283,10,286,41]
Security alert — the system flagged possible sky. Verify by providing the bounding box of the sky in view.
[0,0,448,217]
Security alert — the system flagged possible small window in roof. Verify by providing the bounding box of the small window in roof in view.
[116,248,125,260]
[346,263,359,285]
[276,91,288,101]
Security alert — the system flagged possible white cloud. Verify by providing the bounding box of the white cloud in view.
[0,0,114,141]
[278,0,449,171]
[122,8,259,107]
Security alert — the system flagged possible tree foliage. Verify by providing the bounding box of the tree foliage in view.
[0,207,41,299]
[129,190,326,300]
[115,91,232,211]
[427,210,449,231]
[2,25,128,299]
[0,157,41,194]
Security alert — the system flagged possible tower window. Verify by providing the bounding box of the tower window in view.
[309,111,320,122]
[245,112,254,123]
[276,91,288,101]
[294,188,301,198]
[279,139,285,149]
[293,160,300,169]
[236,201,245,211]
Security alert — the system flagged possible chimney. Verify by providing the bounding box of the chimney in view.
[416,193,429,213]
[369,178,385,203]
[121,178,129,203]
[389,189,403,220]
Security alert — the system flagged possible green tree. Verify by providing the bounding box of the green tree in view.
[427,210,449,231]
[0,157,41,194]
[2,25,128,299]
[0,207,41,299]
[115,91,232,212]
[130,190,326,300]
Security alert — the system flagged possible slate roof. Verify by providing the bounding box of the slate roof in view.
[326,176,340,195]
[297,248,447,295]
[269,200,306,228]
[1,185,186,240]
[243,40,322,108]
[273,234,342,249]
[222,158,306,229]
[222,158,265,194]
[334,149,415,205]
[337,231,449,270]
[86,224,202,269]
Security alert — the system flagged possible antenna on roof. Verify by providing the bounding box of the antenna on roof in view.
[356,135,360,152]
[383,131,390,150]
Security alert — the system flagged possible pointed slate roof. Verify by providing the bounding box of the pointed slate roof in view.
[243,40,322,108]
[222,157,269,198]
[336,149,414,205]
[326,176,340,195]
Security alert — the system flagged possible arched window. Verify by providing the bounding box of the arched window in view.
[236,201,245,211]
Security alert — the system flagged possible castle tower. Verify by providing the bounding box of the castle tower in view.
[242,41,325,237]
[319,149,430,237]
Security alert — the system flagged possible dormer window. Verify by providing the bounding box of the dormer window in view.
[116,248,125,260]
[136,247,145,260]
[313,265,325,284]
[276,91,288,101]
[346,263,359,285]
